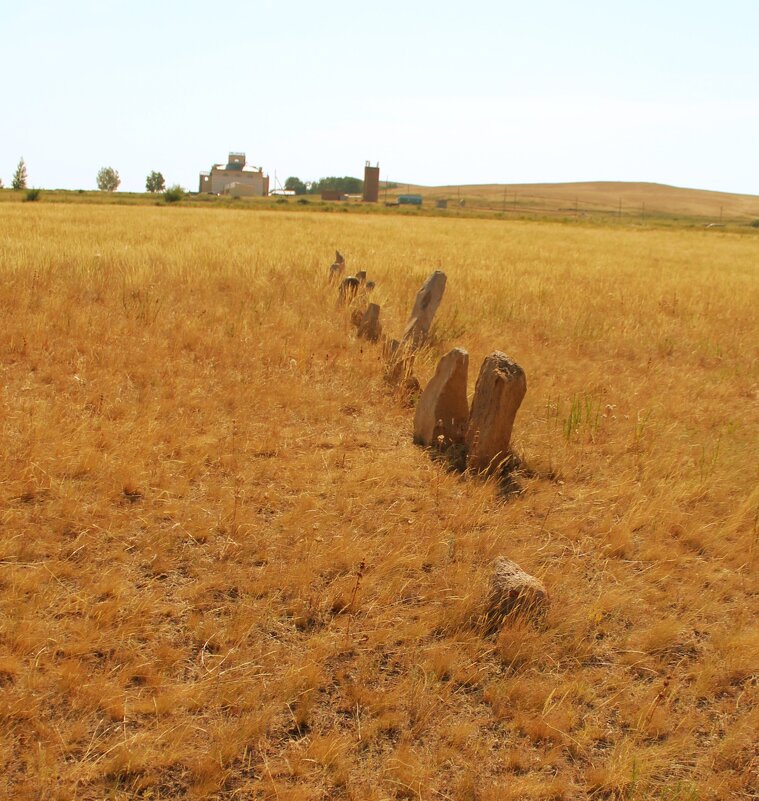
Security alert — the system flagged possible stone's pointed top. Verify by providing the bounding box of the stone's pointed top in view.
[335,250,344,264]
[414,347,469,447]
[401,271,447,349]
[466,352,526,475]
[484,557,548,632]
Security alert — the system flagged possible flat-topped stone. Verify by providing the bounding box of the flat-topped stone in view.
[413,348,469,447]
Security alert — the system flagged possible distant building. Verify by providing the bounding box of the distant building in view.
[199,152,269,196]
[363,162,380,202]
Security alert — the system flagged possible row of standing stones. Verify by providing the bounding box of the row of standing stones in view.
[328,253,548,628]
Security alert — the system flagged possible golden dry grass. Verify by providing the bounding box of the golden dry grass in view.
[1,204,757,800]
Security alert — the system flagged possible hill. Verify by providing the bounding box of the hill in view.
[393,180,759,222]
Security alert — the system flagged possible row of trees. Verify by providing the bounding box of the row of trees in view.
[3,158,175,195]
[284,175,364,196]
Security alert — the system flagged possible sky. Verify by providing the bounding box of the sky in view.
[2,0,758,194]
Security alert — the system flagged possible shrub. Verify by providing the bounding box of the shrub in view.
[164,185,185,203]
[24,188,41,202]
[750,219,759,228]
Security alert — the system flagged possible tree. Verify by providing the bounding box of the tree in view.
[145,171,166,193]
[308,176,363,195]
[12,158,27,190]
[284,176,307,195]
[96,166,120,192]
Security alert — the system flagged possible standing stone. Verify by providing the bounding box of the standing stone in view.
[401,271,447,348]
[338,276,360,305]
[413,348,469,447]
[357,303,382,341]
[383,338,415,385]
[465,352,526,474]
[356,270,367,284]
[483,557,548,632]
[329,251,346,283]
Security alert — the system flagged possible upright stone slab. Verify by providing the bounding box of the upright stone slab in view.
[329,251,346,283]
[338,276,360,305]
[383,338,415,385]
[401,271,447,349]
[465,352,526,474]
[413,348,469,447]
[357,303,382,341]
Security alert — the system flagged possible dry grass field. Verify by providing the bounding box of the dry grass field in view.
[1,204,757,800]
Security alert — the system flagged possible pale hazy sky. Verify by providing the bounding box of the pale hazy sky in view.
[2,0,758,194]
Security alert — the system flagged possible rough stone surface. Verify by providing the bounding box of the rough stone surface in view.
[401,271,447,348]
[484,557,548,631]
[338,276,360,304]
[356,270,367,284]
[413,348,469,447]
[357,303,382,341]
[329,251,346,283]
[465,352,526,474]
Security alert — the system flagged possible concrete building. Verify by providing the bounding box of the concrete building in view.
[199,152,269,196]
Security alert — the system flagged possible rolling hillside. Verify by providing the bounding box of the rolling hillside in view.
[394,180,759,222]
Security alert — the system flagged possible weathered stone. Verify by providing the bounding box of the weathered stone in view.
[356,270,367,284]
[328,251,346,283]
[465,352,526,474]
[484,557,548,631]
[383,338,415,385]
[338,276,360,305]
[401,270,447,348]
[413,348,469,447]
[366,280,376,291]
[357,303,382,341]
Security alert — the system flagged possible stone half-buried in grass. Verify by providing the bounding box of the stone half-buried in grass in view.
[413,347,469,448]
[483,557,548,634]
[357,303,382,341]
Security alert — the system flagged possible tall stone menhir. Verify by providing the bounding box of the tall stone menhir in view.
[413,348,469,447]
[401,270,447,349]
[465,352,526,474]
